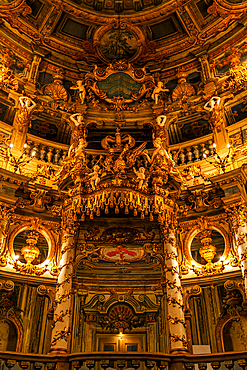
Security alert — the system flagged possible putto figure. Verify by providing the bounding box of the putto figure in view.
[70,80,86,105]
[89,164,101,190]
[151,81,169,105]
[134,167,146,190]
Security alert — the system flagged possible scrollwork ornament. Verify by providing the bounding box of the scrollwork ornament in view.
[37,285,49,296]
[4,280,14,291]
[13,260,48,276]
[224,203,247,231]
[0,255,7,267]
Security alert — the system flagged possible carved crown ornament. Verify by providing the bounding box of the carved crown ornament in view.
[0,219,59,276]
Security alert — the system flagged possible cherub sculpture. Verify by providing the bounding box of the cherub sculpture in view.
[70,80,86,105]
[134,167,145,190]
[88,164,101,190]
[151,81,169,105]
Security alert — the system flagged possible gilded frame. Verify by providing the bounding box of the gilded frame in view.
[7,221,56,274]
[182,222,231,267]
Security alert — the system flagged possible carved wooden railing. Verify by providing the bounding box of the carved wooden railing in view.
[0,351,247,370]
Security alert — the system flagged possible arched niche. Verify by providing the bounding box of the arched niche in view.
[216,315,247,352]
[0,317,23,351]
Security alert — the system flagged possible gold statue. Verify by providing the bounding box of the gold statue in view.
[145,138,184,184]
[68,113,88,158]
[17,96,36,129]
[203,95,233,132]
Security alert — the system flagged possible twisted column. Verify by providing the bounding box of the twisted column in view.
[50,232,74,353]
[162,229,188,353]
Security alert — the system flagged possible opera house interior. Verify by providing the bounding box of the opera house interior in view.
[2,0,247,368]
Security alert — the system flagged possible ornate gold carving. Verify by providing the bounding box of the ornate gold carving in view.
[43,68,68,102]
[30,190,51,212]
[0,52,19,91]
[7,218,58,276]
[13,260,48,275]
[181,220,232,276]
[224,202,247,231]
[20,231,40,264]
[167,297,184,309]
[56,273,74,291]
[85,62,154,111]
[53,309,71,326]
[170,334,188,347]
[54,291,72,306]
[37,285,50,296]
[172,71,196,113]
[188,188,222,213]
[162,279,182,293]
[167,315,186,326]
[51,327,70,346]
[0,280,14,291]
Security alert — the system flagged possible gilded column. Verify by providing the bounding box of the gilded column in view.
[162,229,188,353]
[50,232,74,353]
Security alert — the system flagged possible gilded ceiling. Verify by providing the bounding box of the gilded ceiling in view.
[0,0,246,73]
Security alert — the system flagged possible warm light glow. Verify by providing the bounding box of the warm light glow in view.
[220,256,224,262]
[14,254,19,261]
[226,143,231,148]
[203,153,207,158]
[10,143,13,148]
[31,151,36,156]
[118,328,124,338]
[24,143,27,148]
[213,143,216,148]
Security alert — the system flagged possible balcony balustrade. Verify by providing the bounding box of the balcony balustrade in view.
[0,351,247,370]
